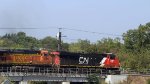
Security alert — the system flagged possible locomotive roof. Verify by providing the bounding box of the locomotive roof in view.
[58,51,115,57]
[0,50,8,53]
[0,49,40,54]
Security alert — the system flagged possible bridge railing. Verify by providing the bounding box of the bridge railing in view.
[0,66,122,77]
[0,67,109,77]
[121,68,150,75]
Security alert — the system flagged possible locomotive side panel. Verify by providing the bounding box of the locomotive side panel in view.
[32,56,52,65]
[57,51,120,69]
[59,52,107,67]
[59,52,80,66]
[10,55,32,64]
[0,56,6,64]
[79,54,104,66]
[0,51,7,64]
[32,56,42,64]
[0,49,53,66]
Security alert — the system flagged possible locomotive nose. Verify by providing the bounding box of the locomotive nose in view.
[51,51,60,67]
[54,55,60,66]
[99,54,120,68]
[100,57,107,67]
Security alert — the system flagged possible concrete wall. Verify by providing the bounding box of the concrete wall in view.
[105,75,127,84]
[47,82,70,84]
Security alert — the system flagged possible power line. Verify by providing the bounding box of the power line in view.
[61,27,122,37]
[0,28,37,29]
[63,37,79,41]
[0,27,122,37]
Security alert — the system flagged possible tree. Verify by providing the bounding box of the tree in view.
[123,24,150,52]
[87,74,101,84]
[69,39,92,53]
[24,36,40,49]
[121,22,150,71]
[96,38,122,53]
[61,42,69,51]
[40,36,58,50]
[0,32,40,49]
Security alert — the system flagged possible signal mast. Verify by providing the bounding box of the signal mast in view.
[57,28,62,51]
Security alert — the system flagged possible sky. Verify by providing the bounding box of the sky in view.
[0,0,150,42]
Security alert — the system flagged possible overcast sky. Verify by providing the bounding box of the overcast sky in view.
[0,0,150,42]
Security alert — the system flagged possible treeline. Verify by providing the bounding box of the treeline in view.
[0,32,69,51]
[120,22,150,72]
[0,22,150,71]
[0,32,122,54]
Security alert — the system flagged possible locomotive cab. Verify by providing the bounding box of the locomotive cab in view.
[40,50,49,56]
[100,53,120,68]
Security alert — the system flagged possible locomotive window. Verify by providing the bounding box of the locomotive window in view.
[44,53,48,56]
[110,54,115,59]
[101,54,107,57]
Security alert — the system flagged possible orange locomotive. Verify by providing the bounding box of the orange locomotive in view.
[0,49,59,67]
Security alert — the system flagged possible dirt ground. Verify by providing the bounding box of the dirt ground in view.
[0,76,6,83]
[120,75,150,84]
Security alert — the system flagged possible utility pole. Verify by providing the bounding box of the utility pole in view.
[57,28,62,51]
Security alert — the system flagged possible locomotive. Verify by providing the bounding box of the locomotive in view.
[0,49,120,74]
[0,49,59,66]
[52,51,120,68]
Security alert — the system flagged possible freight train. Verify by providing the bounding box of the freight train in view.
[0,49,120,74]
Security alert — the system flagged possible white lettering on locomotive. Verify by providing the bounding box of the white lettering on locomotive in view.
[79,57,89,64]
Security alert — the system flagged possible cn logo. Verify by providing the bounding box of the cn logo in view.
[79,57,89,64]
